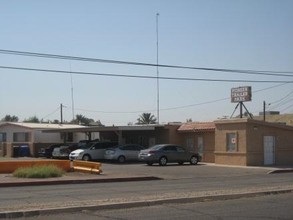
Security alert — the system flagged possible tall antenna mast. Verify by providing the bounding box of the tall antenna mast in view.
[156,12,160,124]
[69,63,75,121]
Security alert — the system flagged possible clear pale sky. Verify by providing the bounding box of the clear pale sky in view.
[1,0,293,125]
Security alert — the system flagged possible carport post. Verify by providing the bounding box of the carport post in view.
[114,131,123,145]
[86,132,92,141]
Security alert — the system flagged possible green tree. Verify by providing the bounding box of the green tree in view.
[137,113,157,125]
[24,116,40,123]
[1,115,19,122]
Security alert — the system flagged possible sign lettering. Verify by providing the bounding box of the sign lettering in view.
[231,86,252,103]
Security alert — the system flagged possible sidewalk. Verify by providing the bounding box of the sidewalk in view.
[0,171,161,187]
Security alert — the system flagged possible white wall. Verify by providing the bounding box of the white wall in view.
[0,125,32,142]
[0,124,100,143]
[34,130,63,143]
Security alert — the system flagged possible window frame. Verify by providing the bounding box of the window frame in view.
[13,132,30,142]
[226,132,238,152]
[0,133,7,142]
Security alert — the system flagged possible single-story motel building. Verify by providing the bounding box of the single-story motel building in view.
[0,118,292,166]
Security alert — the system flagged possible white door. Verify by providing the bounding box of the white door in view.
[186,138,194,152]
[264,136,275,165]
[198,137,204,158]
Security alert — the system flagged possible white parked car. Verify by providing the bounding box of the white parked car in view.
[69,141,118,161]
[52,145,70,159]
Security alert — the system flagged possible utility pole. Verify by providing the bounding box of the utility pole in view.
[60,103,63,124]
[263,101,266,121]
[156,12,160,124]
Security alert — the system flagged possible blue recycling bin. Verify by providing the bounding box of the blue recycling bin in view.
[19,145,30,157]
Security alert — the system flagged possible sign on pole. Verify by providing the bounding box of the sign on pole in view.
[231,86,252,103]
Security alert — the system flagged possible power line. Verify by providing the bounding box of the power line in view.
[269,90,293,105]
[1,65,292,83]
[269,97,293,111]
[252,83,293,114]
[0,49,293,77]
[67,83,290,114]
[41,107,60,120]
[279,103,293,113]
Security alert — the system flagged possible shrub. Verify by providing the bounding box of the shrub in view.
[13,165,65,178]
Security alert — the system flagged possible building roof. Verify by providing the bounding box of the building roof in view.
[42,124,166,133]
[177,122,215,133]
[215,118,293,131]
[0,122,85,130]
[253,113,293,127]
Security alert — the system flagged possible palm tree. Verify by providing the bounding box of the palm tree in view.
[137,113,157,124]
[72,114,95,125]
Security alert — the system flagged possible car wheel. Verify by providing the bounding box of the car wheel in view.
[159,157,168,166]
[190,156,198,165]
[82,154,91,161]
[147,162,153,166]
[118,156,126,163]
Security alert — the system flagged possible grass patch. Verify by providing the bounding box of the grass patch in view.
[13,165,65,178]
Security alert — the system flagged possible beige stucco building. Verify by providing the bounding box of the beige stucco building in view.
[1,119,292,166]
[214,118,293,166]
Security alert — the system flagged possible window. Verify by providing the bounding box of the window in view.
[67,132,73,142]
[60,132,74,142]
[0,133,7,142]
[226,133,237,152]
[164,146,177,151]
[122,145,135,151]
[176,146,185,152]
[13,132,30,142]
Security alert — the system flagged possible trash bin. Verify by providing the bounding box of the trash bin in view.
[20,145,30,157]
[13,146,20,157]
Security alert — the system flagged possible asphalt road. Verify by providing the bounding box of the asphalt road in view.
[0,163,292,214]
[23,192,293,220]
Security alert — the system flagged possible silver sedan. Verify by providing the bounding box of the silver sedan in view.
[104,144,145,163]
[138,144,200,166]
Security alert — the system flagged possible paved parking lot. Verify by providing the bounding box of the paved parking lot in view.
[101,161,280,179]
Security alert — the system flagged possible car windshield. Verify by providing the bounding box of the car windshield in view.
[59,146,68,149]
[83,142,96,149]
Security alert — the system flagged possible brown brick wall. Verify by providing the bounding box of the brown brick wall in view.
[179,131,215,163]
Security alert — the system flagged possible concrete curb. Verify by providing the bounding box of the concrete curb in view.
[1,189,292,219]
[0,176,162,188]
[267,169,293,174]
